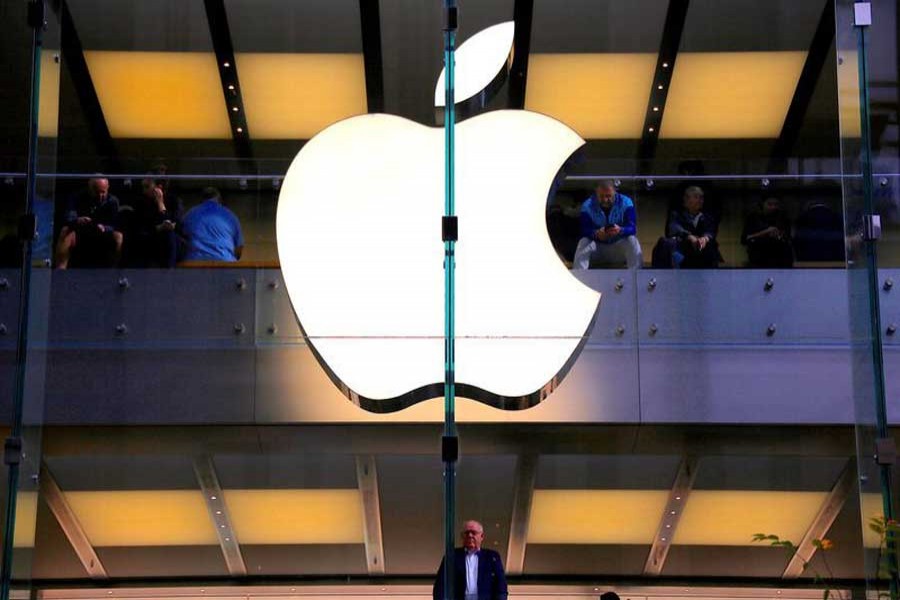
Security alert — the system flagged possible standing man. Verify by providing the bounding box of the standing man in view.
[572,180,642,269]
[181,187,243,262]
[433,520,508,600]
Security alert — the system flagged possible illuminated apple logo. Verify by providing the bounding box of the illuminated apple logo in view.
[277,22,600,412]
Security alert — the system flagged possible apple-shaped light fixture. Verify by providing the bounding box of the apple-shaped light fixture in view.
[276,23,600,413]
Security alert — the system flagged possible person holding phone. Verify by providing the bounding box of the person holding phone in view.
[127,166,183,267]
[572,180,642,269]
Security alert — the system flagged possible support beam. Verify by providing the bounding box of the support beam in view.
[782,460,855,578]
[637,0,690,167]
[643,456,698,576]
[505,454,537,575]
[193,455,247,577]
[507,0,534,110]
[356,456,386,574]
[203,0,252,160]
[58,0,118,167]
[359,0,384,113]
[769,0,835,168]
[40,463,107,579]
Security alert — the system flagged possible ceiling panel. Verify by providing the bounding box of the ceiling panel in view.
[529,490,669,544]
[64,490,216,546]
[672,490,827,546]
[526,53,657,139]
[236,53,367,140]
[224,489,364,545]
[660,51,806,139]
[84,51,232,139]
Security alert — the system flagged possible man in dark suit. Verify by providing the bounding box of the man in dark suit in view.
[433,520,508,600]
[666,185,720,268]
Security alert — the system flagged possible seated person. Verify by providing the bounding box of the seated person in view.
[126,168,183,268]
[54,177,122,269]
[741,196,793,267]
[181,187,243,262]
[572,180,642,269]
[664,185,719,268]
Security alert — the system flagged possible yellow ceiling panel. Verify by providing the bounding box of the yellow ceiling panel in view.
[528,489,669,544]
[660,51,807,139]
[14,491,37,548]
[525,53,657,139]
[83,51,232,139]
[236,53,368,140]
[38,52,60,138]
[65,490,217,546]
[673,490,827,546]
[837,50,861,138]
[224,489,364,545]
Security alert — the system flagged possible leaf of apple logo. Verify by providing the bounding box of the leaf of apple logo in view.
[276,22,601,413]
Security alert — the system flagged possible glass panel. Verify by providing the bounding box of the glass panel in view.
[835,1,899,598]
[0,1,884,598]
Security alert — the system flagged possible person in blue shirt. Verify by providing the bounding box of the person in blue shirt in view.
[572,180,642,269]
[181,187,243,262]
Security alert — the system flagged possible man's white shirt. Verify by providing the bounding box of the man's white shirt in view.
[465,550,478,598]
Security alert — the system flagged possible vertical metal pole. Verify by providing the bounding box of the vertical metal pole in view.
[1,2,45,599]
[441,2,458,599]
[854,3,899,596]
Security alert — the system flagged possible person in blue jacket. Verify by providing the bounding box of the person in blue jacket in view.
[572,180,642,269]
[433,520,507,600]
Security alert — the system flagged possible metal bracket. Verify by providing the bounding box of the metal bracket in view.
[876,437,897,466]
[863,214,882,241]
[441,435,459,463]
[442,216,458,242]
[4,437,21,466]
[443,6,458,32]
[854,2,872,27]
